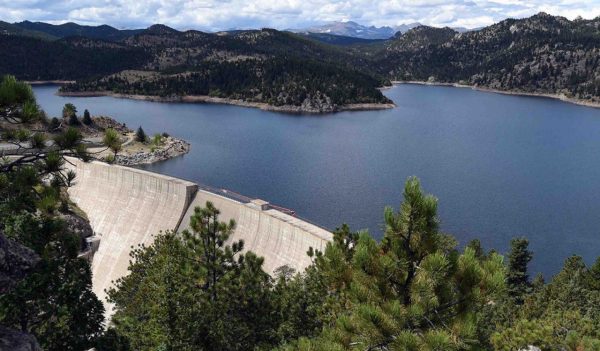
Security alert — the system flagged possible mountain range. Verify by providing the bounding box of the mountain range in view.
[3,19,475,42]
[291,21,474,39]
[291,21,405,39]
[1,13,599,111]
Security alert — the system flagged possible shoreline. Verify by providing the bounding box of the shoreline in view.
[56,91,396,114]
[392,81,600,109]
[26,80,75,85]
[114,137,191,166]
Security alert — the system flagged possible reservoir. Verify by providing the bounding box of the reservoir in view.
[33,84,600,277]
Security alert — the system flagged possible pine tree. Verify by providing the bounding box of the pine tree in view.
[107,202,279,350]
[62,103,77,119]
[103,128,122,157]
[68,113,80,126]
[82,109,92,125]
[135,126,147,143]
[0,76,103,350]
[284,177,506,351]
[507,237,533,304]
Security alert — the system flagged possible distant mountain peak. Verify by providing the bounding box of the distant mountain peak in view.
[145,24,179,35]
[293,21,397,39]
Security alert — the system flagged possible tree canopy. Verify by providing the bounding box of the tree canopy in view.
[0,75,104,350]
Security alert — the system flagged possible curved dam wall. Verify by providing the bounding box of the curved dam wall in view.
[179,189,333,275]
[66,159,197,314]
[66,159,333,316]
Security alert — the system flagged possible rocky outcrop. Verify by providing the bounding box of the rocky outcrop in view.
[0,327,41,351]
[59,212,94,249]
[0,235,42,351]
[0,233,39,294]
[115,137,191,166]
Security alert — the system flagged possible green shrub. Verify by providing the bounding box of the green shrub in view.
[104,154,115,164]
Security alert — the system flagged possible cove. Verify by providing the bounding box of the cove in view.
[33,83,600,278]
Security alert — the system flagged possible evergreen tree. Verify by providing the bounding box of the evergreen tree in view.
[62,103,77,119]
[0,76,103,350]
[283,177,506,350]
[135,126,147,143]
[492,256,600,350]
[82,109,92,125]
[68,113,80,126]
[507,237,533,304]
[48,117,60,131]
[103,128,122,157]
[107,202,279,351]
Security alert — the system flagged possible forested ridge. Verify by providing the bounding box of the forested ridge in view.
[0,35,149,80]
[377,13,600,102]
[2,12,599,110]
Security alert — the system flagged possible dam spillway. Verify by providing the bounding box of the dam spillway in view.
[66,159,333,315]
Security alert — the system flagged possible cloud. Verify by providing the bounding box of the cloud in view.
[1,0,599,30]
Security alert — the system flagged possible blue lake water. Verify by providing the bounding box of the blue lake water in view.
[33,84,600,277]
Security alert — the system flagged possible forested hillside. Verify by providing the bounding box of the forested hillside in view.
[379,13,600,102]
[1,12,599,109]
[0,35,149,80]
[60,27,393,111]
[13,21,143,41]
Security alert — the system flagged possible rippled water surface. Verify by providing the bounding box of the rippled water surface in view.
[34,84,600,277]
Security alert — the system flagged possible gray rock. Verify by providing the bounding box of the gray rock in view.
[0,234,40,294]
[59,212,94,251]
[0,326,41,351]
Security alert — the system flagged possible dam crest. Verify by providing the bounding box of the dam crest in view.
[66,159,333,316]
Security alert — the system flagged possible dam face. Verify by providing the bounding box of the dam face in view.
[67,159,197,315]
[180,188,333,275]
[66,159,332,316]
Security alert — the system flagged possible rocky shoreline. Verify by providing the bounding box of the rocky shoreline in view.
[57,91,396,113]
[25,80,76,85]
[114,137,191,166]
[392,81,600,109]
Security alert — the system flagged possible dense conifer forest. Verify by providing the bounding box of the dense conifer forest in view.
[1,13,599,110]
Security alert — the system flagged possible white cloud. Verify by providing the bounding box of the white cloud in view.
[1,0,599,30]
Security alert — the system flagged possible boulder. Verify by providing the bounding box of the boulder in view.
[0,234,39,294]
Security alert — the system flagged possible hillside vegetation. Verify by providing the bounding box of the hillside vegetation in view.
[380,13,600,102]
[60,27,392,111]
[1,13,599,109]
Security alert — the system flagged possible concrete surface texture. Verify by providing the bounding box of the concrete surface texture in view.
[180,190,333,275]
[65,159,333,318]
[66,158,197,314]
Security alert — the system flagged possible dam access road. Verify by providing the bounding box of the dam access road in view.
[66,158,333,316]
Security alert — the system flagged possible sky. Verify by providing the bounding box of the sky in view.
[1,0,599,31]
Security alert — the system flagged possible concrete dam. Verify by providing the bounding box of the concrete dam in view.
[66,159,333,314]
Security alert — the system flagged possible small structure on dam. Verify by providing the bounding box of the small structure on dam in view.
[66,159,332,317]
